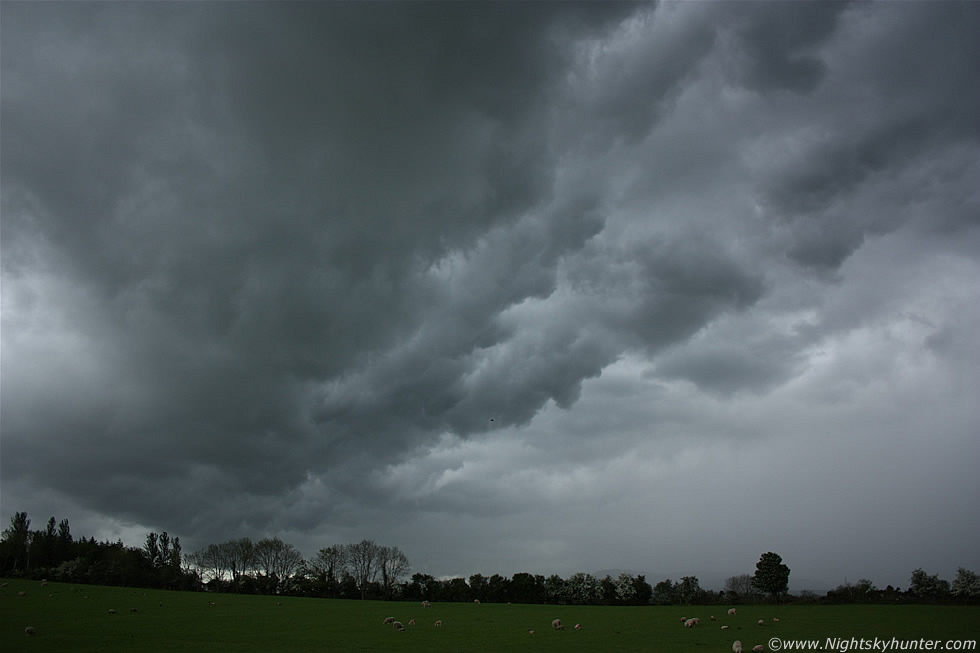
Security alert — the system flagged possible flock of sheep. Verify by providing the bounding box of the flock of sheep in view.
[381,602,583,635]
[680,607,778,652]
[380,599,778,648]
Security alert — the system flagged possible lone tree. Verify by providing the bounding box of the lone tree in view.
[344,539,380,600]
[377,544,410,600]
[752,552,790,601]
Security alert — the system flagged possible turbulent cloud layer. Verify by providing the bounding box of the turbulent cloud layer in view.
[3,1,978,590]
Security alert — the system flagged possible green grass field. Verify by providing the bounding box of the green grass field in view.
[2,578,977,652]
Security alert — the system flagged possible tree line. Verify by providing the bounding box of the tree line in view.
[2,512,977,604]
[0,512,195,591]
[190,538,409,600]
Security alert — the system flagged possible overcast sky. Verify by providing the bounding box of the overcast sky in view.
[2,1,978,592]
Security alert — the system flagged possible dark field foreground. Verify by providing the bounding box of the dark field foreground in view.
[2,578,978,652]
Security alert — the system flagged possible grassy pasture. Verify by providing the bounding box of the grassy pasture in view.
[2,578,977,652]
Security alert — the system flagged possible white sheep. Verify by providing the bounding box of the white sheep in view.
[108,609,116,615]
[773,617,780,622]
[574,623,582,630]
[711,616,717,621]
[552,618,563,630]
[473,599,480,604]
[680,616,688,622]
[728,608,737,616]
[408,618,416,626]
[753,646,766,652]
[758,619,765,625]
[392,621,405,631]
[684,618,697,628]
[722,625,730,630]
[422,600,431,608]
[733,640,743,653]
[25,626,36,636]
[434,620,442,627]
[383,617,395,625]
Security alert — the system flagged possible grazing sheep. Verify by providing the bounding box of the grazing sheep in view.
[680,616,688,622]
[711,616,717,621]
[758,619,765,625]
[773,617,780,622]
[392,621,405,631]
[25,626,36,636]
[108,609,116,615]
[408,619,416,626]
[529,630,535,635]
[753,646,765,652]
[574,624,582,630]
[434,620,442,627]
[383,617,395,625]
[1,582,8,588]
[722,625,730,630]
[733,640,743,653]
[684,618,697,628]
[422,600,431,608]
[552,618,563,630]
[728,608,737,616]
[17,591,25,597]
[474,599,480,604]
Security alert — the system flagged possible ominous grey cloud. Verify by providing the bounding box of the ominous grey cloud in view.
[3,1,978,590]
[721,1,849,93]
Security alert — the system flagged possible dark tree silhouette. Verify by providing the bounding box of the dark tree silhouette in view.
[752,551,790,601]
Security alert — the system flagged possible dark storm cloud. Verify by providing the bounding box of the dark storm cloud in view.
[721,1,850,94]
[654,337,803,398]
[0,0,646,539]
[755,1,980,269]
[2,1,978,586]
[559,2,719,149]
